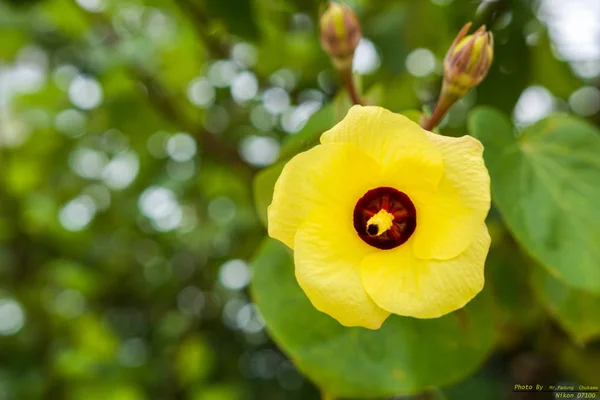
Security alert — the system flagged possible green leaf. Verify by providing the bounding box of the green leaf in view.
[251,239,497,398]
[469,108,600,293]
[441,365,504,400]
[252,162,284,227]
[531,263,600,345]
[484,220,544,350]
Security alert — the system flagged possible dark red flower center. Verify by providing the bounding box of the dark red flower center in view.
[353,187,417,250]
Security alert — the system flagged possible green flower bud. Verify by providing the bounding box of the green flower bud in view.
[319,2,362,71]
[443,23,494,97]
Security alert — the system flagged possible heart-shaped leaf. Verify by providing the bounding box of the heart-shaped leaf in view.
[251,238,497,398]
[469,108,600,293]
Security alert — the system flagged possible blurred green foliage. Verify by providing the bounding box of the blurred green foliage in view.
[1,0,600,399]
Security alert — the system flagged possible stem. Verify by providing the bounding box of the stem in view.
[341,68,363,106]
[420,88,459,131]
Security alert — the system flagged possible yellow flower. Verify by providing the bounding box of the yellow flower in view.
[267,106,491,330]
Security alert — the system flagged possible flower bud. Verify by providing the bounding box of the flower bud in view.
[319,2,362,71]
[443,23,494,97]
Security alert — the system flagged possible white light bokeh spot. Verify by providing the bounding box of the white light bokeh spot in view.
[0,111,29,148]
[536,0,600,78]
[353,39,381,75]
[569,86,600,117]
[513,86,555,126]
[10,64,46,94]
[231,71,259,103]
[187,77,215,108]
[69,148,108,179]
[167,132,197,162]
[208,196,236,225]
[2,47,48,95]
[0,299,25,336]
[207,60,239,88]
[269,69,298,92]
[236,303,265,334]
[219,259,252,290]
[54,109,87,137]
[281,100,322,134]
[75,0,105,12]
[240,136,280,167]
[102,151,140,190]
[144,8,174,43]
[405,48,437,77]
[231,42,258,67]
[138,186,183,232]
[59,195,97,231]
[262,87,290,115]
[68,75,103,110]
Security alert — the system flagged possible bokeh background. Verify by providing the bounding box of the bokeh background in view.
[1,0,600,399]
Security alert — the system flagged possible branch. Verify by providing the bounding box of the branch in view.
[172,0,229,58]
[80,11,252,173]
[133,68,249,170]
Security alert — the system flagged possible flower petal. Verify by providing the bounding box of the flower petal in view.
[268,143,380,249]
[320,105,443,190]
[411,133,491,260]
[359,224,490,318]
[294,213,390,329]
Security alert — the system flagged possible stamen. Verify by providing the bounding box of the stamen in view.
[366,209,394,236]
